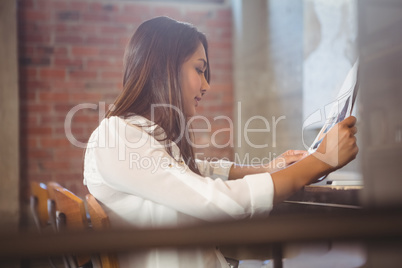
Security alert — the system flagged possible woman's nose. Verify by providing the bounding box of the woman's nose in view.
[202,75,210,92]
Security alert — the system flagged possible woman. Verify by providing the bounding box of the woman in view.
[84,16,358,267]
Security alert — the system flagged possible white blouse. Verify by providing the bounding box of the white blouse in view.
[83,115,274,268]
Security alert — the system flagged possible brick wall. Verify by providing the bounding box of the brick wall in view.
[18,0,234,201]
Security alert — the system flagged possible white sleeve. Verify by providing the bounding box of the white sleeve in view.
[90,117,274,222]
[195,159,233,180]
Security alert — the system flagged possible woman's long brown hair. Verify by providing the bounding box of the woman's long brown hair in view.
[106,16,211,175]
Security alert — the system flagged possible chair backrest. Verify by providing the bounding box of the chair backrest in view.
[47,182,87,231]
[30,181,50,229]
[86,194,119,268]
[47,182,91,267]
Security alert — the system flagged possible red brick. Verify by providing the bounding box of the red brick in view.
[122,4,151,15]
[208,41,232,50]
[68,25,99,34]
[71,46,99,57]
[39,68,66,80]
[101,71,122,80]
[54,104,77,114]
[23,80,51,91]
[57,11,80,21]
[153,6,182,19]
[208,49,231,60]
[39,92,70,102]
[34,24,55,34]
[54,46,68,56]
[206,19,232,29]
[36,0,54,9]
[116,82,123,91]
[114,14,143,24]
[25,103,52,113]
[81,13,111,23]
[55,124,82,136]
[88,2,118,12]
[72,115,100,124]
[20,10,51,21]
[26,137,38,148]
[22,91,39,105]
[41,161,71,171]
[31,175,51,185]
[27,173,53,182]
[70,1,89,10]
[83,82,115,92]
[87,2,104,12]
[55,127,86,141]
[70,92,102,101]
[36,46,54,55]
[85,36,116,46]
[49,81,85,91]
[40,115,66,126]
[46,0,69,10]
[23,114,39,127]
[184,10,214,24]
[18,22,35,34]
[87,59,121,70]
[210,61,232,71]
[55,34,84,44]
[119,37,131,46]
[23,34,51,43]
[40,138,71,148]
[53,58,83,68]
[20,56,51,66]
[99,48,124,57]
[53,24,67,33]
[101,25,128,35]
[18,0,34,9]
[205,29,231,40]
[69,70,97,80]
[20,67,37,78]
[19,45,35,56]
[222,93,234,103]
[28,160,40,173]
[216,9,232,20]
[211,84,233,93]
[215,72,232,82]
[220,29,232,39]
[27,126,53,136]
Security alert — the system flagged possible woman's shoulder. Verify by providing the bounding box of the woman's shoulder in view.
[87,115,167,150]
[101,115,155,135]
[87,115,150,144]
[98,115,151,130]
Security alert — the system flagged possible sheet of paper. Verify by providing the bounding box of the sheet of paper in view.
[308,59,359,154]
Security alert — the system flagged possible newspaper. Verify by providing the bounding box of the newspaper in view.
[308,58,360,154]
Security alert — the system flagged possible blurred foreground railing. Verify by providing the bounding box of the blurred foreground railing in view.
[1,208,402,260]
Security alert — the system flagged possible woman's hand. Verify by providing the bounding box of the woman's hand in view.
[268,116,358,204]
[265,150,307,173]
[313,116,358,172]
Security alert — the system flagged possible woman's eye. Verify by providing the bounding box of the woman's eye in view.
[196,68,204,74]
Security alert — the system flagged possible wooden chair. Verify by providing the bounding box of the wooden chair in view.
[47,182,92,268]
[30,182,59,268]
[86,194,119,268]
[30,181,50,230]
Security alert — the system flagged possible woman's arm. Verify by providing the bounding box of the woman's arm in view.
[270,154,330,204]
[230,116,358,204]
[88,116,275,222]
[271,116,358,203]
[228,150,307,180]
